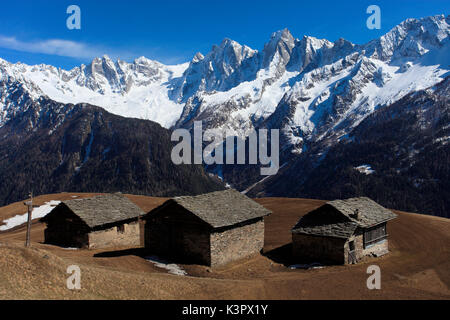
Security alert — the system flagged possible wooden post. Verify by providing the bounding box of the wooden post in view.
[24,192,33,248]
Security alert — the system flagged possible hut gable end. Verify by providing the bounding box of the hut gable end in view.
[146,200,213,229]
[42,203,90,231]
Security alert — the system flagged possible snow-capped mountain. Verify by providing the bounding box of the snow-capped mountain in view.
[0,14,449,217]
[0,14,449,150]
[0,56,188,128]
[175,14,449,151]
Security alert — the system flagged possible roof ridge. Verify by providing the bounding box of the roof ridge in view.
[53,193,145,228]
[156,189,271,229]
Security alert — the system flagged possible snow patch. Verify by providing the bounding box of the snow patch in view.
[434,135,449,145]
[0,200,60,231]
[354,164,375,175]
[290,263,325,270]
[145,255,187,276]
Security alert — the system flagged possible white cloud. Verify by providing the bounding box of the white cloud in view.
[0,35,189,65]
[0,35,114,59]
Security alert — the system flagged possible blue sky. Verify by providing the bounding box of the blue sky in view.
[0,0,448,69]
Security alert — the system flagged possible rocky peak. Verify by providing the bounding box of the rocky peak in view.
[192,52,205,63]
[178,38,259,98]
[134,56,153,65]
[287,35,334,72]
[210,38,257,67]
[262,28,296,69]
[364,14,449,61]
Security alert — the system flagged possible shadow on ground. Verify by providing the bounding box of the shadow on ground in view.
[263,244,294,266]
[263,244,331,268]
[94,247,203,267]
[94,247,148,258]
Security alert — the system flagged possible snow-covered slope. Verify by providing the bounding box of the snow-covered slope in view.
[174,14,449,152]
[0,14,448,150]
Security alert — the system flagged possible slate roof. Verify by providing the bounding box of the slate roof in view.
[292,197,397,239]
[44,193,145,229]
[148,189,272,229]
[327,197,397,228]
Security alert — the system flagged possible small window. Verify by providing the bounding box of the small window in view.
[117,225,125,234]
[364,223,387,248]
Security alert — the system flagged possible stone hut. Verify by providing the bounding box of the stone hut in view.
[292,197,397,265]
[143,189,272,267]
[41,193,144,249]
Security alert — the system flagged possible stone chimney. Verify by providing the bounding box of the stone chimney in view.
[353,209,362,220]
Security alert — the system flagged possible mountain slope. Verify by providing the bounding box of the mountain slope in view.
[0,94,224,206]
[248,76,450,217]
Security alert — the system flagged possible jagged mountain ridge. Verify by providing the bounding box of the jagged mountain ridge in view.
[0,56,188,128]
[1,15,448,143]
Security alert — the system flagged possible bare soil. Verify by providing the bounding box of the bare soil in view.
[0,194,449,300]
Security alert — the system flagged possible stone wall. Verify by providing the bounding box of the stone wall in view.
[144,214,211,265]
[145,218,171,254]
[145,207,266,267]
[169,224,211,265]
[88,221,140,249]
[44,228,89,248]
[343,234,362,264]
[293,226,391,265]
[210,219,264,267]
[293,233,390,265]
[363,239,389,257]
[292,233,346,264]
[344,232,389,264]
[44,207,90,248]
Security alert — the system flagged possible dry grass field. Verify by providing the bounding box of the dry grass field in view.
[0,193,449,300]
